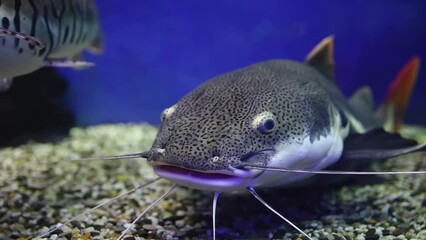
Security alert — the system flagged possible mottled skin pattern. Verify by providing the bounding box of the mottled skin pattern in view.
[150,60,354,172]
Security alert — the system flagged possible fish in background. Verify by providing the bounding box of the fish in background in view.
[0,0,103,91]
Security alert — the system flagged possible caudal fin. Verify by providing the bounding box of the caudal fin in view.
[377,57,420,133]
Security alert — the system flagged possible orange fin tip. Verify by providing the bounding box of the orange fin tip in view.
[383,56,421,133]
[306,35,335,79]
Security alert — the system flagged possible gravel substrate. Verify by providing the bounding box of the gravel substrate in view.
[0,123,425,240]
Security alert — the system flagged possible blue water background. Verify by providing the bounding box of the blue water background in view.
[60,1,426,126]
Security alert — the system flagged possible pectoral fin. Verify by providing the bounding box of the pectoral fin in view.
[44,59,94,69]
[343,128,426,160]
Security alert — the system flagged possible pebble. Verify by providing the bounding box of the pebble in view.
[143,224,157,231]
[163,215,185,222]
[93,218,106,228]
[71,220,85,229]
[10,232,20,238]
[175,219,185,228]
[91,230,101,236]
[113,226,126,233]
[123,237,136,240]
[175,230,187,237]
[355,234,365,240]
[84,226,101,236]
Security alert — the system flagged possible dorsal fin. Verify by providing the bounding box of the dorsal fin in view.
[349,86,375,112]
[305,36,335,80]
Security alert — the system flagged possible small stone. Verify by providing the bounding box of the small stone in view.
[10,232,20,238]
[175,230,186,237]
[60,225,72,234]
[70,220,84,229]
[393,228,403,236]
[113,226,125,233]
[83,199,98,208]
[163,215,184,222]
[10,223,24,231]
[176,210,186,216]
[395,234,407,240]
[61,231,73,239]
[123,237,135,240]
[355,234,365,240]
[141,217,154,225]
[10,212,22,219]
[366,228,379,240]
[175,219,185,228]
[143,224,157,231]
[85,227,100,236]
[93,219,106,228]
[91,231,101,236]
[156,229,175,239]
[49,234,59,240]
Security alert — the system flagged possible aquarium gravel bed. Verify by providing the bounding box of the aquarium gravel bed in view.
[0,124,425,240]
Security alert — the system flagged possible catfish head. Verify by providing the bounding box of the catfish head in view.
[146,60,345,191]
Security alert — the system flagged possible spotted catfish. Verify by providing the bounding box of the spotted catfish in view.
[0,0,102,91]
[150,37,424,191]
[39,37,426,240]
[144,37,425,239]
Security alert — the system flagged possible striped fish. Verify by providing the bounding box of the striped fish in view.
[0,0,102,91]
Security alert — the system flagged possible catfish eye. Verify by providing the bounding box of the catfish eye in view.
[259,118,276,134]
[251,111,277,134]
[161,105,176,122]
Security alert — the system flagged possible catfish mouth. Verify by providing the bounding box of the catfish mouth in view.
[153,164,258,191]
[155,165,240,179]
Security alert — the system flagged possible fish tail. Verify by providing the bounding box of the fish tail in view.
[377,56,420,133]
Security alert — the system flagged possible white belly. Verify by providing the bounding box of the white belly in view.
[255,128,344,188]
[0,38,44,79]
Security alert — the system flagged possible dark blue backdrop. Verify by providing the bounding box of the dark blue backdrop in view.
[60,1,426,126]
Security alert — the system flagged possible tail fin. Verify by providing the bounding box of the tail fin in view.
[377,56,420,133]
